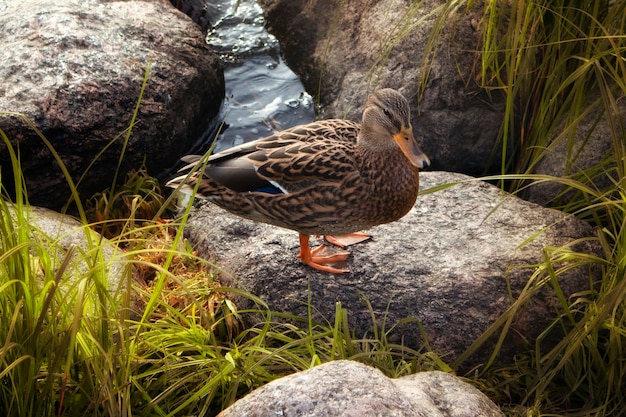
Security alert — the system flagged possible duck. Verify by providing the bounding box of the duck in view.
[166,88,430,274]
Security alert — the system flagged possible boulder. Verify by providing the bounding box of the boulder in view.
[0,0,224,210]
[258,0,506,175]
[182,171,600,370]
[218,360,504,417]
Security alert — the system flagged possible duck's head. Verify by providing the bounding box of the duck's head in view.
[360,88,430,169]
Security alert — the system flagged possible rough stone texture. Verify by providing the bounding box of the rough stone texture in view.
[258,0,505,175]
[526,97,626,205]
[0,0,224,210]
[218,360,504,417]
[394,371,504,417]
[183,171,600,370]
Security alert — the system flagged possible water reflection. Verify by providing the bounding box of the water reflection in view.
[205,0,315,153]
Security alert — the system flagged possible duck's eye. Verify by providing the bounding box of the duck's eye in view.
[383,108,391,117]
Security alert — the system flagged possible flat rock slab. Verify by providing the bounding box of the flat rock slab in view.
[184,171,600,369]
[218,360,504,417]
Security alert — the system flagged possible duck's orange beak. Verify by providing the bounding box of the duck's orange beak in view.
[393,126,430,169]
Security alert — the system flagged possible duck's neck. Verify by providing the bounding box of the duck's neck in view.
[357,131,399,153]
[356,140,419,189]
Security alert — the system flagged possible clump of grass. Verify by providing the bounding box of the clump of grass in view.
[86,166,168,240]
[414,1,625,414]
[473,1,625,412]
[473,1,625,196]
[130,295,447,416]
[0,122,131,416]
[126,221,242,342]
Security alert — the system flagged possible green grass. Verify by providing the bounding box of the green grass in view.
[418,1,625,415]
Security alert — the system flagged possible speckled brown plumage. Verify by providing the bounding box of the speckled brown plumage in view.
[167,89,430,274]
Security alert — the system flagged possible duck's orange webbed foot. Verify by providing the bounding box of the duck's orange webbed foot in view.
[324,232,371,249]
[297,234,350,274]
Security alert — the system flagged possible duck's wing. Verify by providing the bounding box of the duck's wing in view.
[245,136,358,194]
[171,120,361,195]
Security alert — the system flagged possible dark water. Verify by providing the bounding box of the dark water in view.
[203,0,315,153]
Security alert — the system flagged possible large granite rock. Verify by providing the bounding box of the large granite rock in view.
[218,360,504,417]
[182,171,600,370]
[0,0,224,210]
[258,0,505,175]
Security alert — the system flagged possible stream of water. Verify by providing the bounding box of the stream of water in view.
[202,0,315,153]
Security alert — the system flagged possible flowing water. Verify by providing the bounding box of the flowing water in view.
[201,0,315,153]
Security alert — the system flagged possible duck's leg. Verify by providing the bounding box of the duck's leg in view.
[324,232,371,249]
[297,234,350,274]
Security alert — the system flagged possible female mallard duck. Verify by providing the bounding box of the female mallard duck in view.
[167,88,430,274]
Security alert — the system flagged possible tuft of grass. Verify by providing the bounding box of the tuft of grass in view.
[472,0,625,196]
[85,166,169,240]
[0,123,131,416]
[409,1,625,414]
